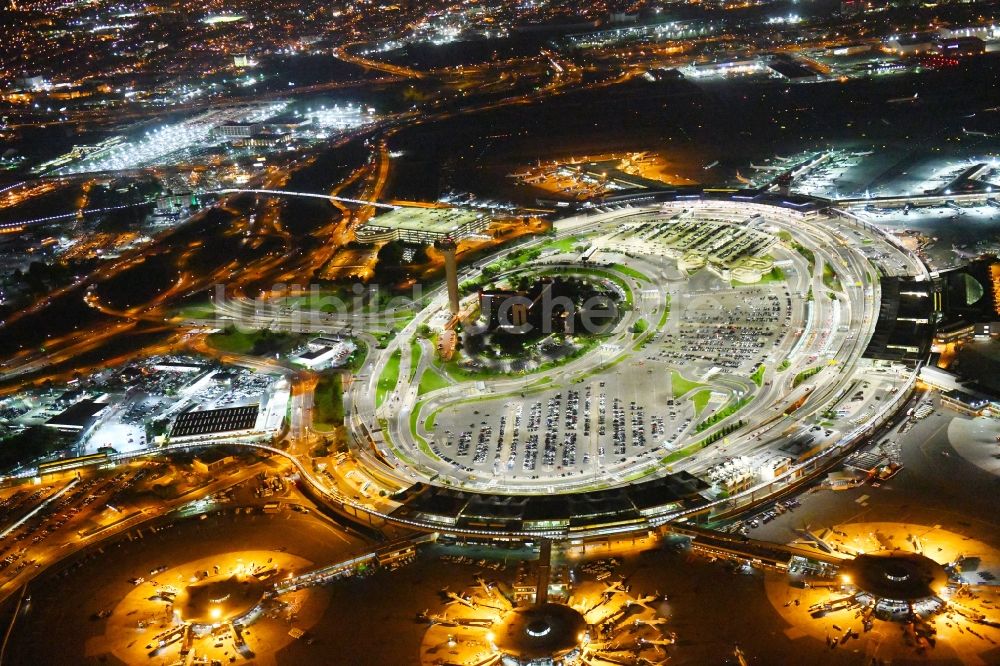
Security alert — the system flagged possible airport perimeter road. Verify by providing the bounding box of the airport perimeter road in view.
[343,203,922,498]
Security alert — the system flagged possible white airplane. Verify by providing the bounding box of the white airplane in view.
[598,579,627,594]
[630,594,661,610]
[793,528,835,553]
[442,589,478,610]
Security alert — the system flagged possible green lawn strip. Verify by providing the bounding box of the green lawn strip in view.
[657,295,671,330]
[576,322,655,381]
[778,359,791,372]
[425,407,442,431]
[662,420,746,466]
[622,467,656,483]
[376,418,417,467]
[312,371,344,432]
[691,389,712,416]
[174,301,215,319]
[574,347,631,381]
[346,339,369,372]
[206,327,304,356]
[480,245,552,280]
[442,335,603,383]
[610,263,651,282]
[546,235,585,253]
[375,349,402,409]
[793,365,822,388]
[695,398,751,433]
[422,380,559,432]
[409,339,422,382]
[822,262,842,292]
[417,367,451,395]
[205,329,256,354]
[793,243,816,273]
[661,442,704,465]
[671,370,705,398]
[409,402,439,460]
[750,363,766,387]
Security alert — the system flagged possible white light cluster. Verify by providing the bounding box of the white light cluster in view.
[308,104,377,133]
[767,14,802,25]
[57,103,286,174]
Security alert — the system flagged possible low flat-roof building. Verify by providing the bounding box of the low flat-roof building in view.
[192,452,234,474]
[292,338,355,369]
[356,207,488,244]
[885,33,937,55]
[919,365,965,392]
[940,389,990,416]
[45,398,109,433]
[935,36,985,57]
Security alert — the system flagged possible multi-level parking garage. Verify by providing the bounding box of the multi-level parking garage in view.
[342,194,927,537]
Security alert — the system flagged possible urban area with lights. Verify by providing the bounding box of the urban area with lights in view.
[0,0,999,664]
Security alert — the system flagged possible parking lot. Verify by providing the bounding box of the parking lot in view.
[651,283,789,372]
[427,269,798,485]
[430,375,686,482]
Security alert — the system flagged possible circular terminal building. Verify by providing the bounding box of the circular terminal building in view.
[844,550,950,618]
[492,603,589,665]
[176,574,267,629]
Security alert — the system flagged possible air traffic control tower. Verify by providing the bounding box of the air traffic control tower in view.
[436,237,460,315]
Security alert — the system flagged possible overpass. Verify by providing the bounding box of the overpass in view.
[210,188,399,210]
[0,187,400,231]
[0,200,154,231]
